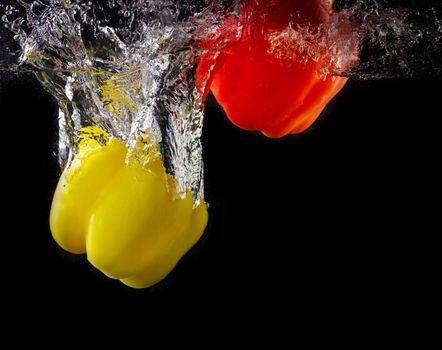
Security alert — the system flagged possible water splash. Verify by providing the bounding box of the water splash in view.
[267,10,360,76]
[0,0,441,201]
[1,0,240,201]
[337,0,442,78]
[266,1,442,78]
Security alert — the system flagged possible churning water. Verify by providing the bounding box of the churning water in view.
[0,0,441,200]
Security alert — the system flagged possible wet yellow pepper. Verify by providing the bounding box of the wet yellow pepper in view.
[50,127,208,288]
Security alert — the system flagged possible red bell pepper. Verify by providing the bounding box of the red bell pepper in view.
[197,0,349,137]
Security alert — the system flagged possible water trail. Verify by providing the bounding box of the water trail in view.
[1,0,239,201]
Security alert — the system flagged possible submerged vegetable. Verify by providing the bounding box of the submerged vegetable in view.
[50,127,208,288]
[197,0,348,137]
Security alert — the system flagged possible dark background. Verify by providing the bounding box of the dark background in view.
[0,74,439,315]
[0,0,440,321]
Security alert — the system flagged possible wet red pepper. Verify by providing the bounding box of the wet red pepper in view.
[197,0,348,137]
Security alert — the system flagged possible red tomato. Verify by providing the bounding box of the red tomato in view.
[197,0,348,137]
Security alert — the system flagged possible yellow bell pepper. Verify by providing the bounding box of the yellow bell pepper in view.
[50,127,208,288]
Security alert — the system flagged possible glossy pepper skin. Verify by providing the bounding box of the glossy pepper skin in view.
[50,128,208,288]
[197,0,348,137]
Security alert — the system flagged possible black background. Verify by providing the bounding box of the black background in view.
[0,74,439,315]
[0,0,440,323]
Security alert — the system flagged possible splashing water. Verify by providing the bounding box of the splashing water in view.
[336,0,442,78]
[0,0,441,201]
[1,0,241,201]
[266,0,442,78]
